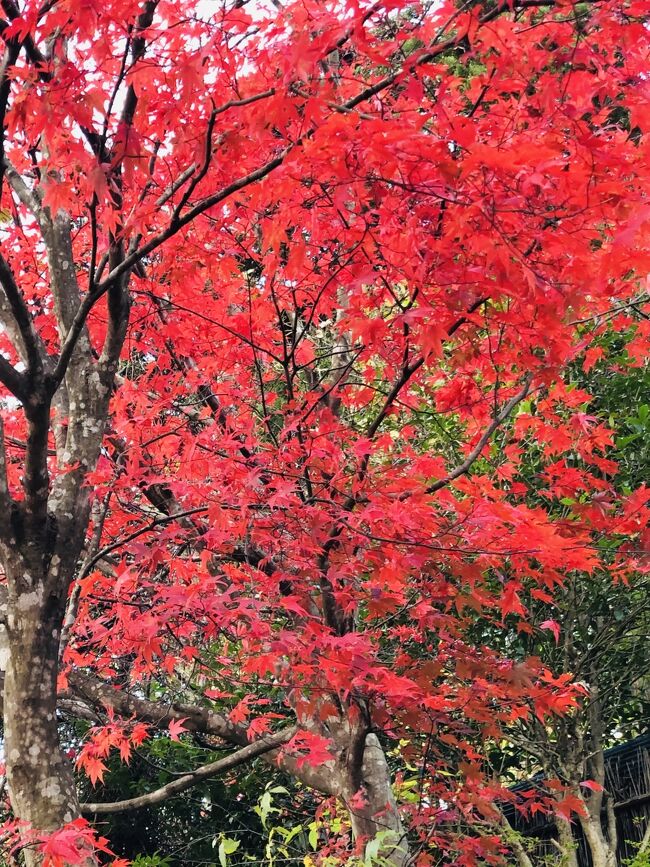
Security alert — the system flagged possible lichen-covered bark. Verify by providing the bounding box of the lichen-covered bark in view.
[2,561,83,866]
[556,815,579,867]
[0,174,128,865]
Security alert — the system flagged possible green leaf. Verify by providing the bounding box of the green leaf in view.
[218,836,240,867]
[616,434,640,448]
[283,824,303,845]
[254,790,274,828]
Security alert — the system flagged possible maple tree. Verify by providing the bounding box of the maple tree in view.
[0,0,648,864]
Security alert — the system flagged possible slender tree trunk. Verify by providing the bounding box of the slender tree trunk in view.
[556,816,579,867]
[494,806,535,867]
[579,816,616,867]
[580,686,617,867]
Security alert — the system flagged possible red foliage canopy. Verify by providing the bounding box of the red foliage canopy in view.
[0,0,648,862]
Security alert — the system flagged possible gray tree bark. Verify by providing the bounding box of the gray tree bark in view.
[0,207,123,862]
[70,673,409,864]
[2,562,82,866]
[556,816,579,867]
[578,687,617,867]
[0,4,154,859]
[346,734,409,866]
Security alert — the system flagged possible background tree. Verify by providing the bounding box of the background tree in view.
[0,0,647,864]
[471,319,650,867]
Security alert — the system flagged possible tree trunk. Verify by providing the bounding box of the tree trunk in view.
[3,561,89,867]
[556,815,579,867]
[581,686,617,867]
[495,806,534,867]
[343,734,409,867]
[579,816,616,867]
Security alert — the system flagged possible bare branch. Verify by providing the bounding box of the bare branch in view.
[68,673,338,796]
[426,373,533,494]
[81,728,295,814]
[0,416,10,515]
[2,157,42,216]
[0,254,44,374]
[78,505,208,580]
[96,147,290,292]
[366,297,488,440]
[0,353,25,398]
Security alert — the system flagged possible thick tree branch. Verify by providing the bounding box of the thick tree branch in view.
[96,2,159,380]
[81,728,295,815]
[119,1,158,132]
[0,18,21,197]
[68,673,338,796]
[69,672,252,742]
[2,157,42,216]
[493,807,535,867]
[49,288,102,389]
